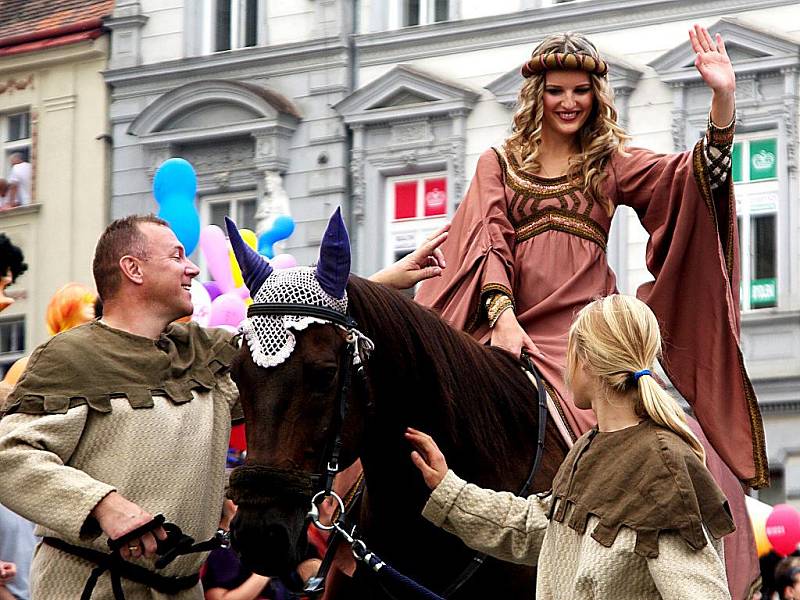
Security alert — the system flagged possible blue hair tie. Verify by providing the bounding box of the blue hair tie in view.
[633,369,651,382]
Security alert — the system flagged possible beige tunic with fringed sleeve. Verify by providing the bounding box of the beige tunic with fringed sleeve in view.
[0,321,240,600]
[422,421,734,600]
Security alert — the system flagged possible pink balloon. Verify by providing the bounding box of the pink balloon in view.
[208,292,247,327]
[199,225,235,292]
[766,504,800,556]
[189,280,212,327]
[271,253,298,270]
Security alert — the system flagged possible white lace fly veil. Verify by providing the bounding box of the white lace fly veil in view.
[226,212,373,369]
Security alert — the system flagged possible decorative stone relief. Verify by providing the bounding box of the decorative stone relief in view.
[351,151,366,224]
[0,75,33,96]
[146,143,172,178]
[179,139,253,174]
[390,121,431,145]
[785,98,798,172]
[671,108,688,152]
[449,139,466,202]
[782,68,799,173]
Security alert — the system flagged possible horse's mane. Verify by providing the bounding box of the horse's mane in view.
[346,276,542,467]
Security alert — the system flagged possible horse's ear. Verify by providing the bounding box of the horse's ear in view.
[225,217,273,294]
[315,207,350,299]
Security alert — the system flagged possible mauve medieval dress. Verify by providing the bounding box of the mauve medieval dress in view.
[415,141,766,599]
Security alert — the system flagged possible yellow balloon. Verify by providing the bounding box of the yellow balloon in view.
[745,495,774,557]
[2,356,29,386]
[228,229,258,290]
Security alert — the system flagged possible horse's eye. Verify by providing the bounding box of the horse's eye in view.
[306,365,337,392]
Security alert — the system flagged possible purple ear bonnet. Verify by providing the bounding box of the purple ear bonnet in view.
[315,207,351,299]
[225,217,273,293]
[231,209,369,369]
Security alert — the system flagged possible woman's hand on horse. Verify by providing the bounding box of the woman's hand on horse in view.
[406,428,449,490]
[490,310,541,359]
[368,223,450,290]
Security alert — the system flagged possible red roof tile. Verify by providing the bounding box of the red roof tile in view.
[0,0,113,43]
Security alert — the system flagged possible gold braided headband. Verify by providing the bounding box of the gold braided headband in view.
[521,51,608,78]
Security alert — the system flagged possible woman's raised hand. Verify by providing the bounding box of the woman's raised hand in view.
[406,428,449,490]
[689,24,735,95]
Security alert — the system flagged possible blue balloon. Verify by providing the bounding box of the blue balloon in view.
[257,215,295,259]
[271,215,296,242]
[153,158,197,205]
[158,198,200,255]
[257,234,275,259]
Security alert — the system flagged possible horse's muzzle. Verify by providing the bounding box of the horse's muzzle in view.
[230,506,308,578]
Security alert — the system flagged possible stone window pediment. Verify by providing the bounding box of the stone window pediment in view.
[649,17,800,84]
[334,64,480,125]
[128,79,301,175]
[128,79,300,145]
[486,50,644,109]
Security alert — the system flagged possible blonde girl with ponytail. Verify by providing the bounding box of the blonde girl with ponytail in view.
[407,294,735,599]
[565,294,705,462]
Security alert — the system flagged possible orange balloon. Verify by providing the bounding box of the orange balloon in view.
[2,356,28,386]
[745,495,774,557]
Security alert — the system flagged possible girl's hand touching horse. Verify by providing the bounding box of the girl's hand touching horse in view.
[406,428,449,490]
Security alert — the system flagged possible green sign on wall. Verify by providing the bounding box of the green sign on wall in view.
[749,138,778,181]
[750,278,777,307]
[732,142,743,183]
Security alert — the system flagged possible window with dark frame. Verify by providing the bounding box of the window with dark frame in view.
[0,317,25,378]
[214,0,259,52]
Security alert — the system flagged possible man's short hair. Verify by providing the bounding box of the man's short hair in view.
[775,556,800,600]
[92,214,169,301]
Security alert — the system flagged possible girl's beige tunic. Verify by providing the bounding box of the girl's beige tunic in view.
[423,421,734,600]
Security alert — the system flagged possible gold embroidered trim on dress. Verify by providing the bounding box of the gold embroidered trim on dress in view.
[493,147,578,200]
[515,207,608,252]
[708,112,736,147]
[465,283,514,333]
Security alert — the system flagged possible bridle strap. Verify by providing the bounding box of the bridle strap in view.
[320,343,355,495]
[248,303,358,330]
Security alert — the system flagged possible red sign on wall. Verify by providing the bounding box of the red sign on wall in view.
[424,178,447,216]
[394,181,417,220]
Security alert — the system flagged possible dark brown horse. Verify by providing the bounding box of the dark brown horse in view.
[225,212,569,598]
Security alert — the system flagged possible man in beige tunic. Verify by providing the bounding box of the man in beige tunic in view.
[0,215,240,599]
[0,214,448,599]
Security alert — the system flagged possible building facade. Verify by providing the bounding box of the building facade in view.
[104,0,800,503]
[0,0,113,366]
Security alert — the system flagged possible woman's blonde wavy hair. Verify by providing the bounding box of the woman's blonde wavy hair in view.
[505,33,631,215]
[565,295,706,463]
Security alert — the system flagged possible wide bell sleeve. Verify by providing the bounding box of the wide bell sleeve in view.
[415,148,516,332]
[610,142,767,489]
